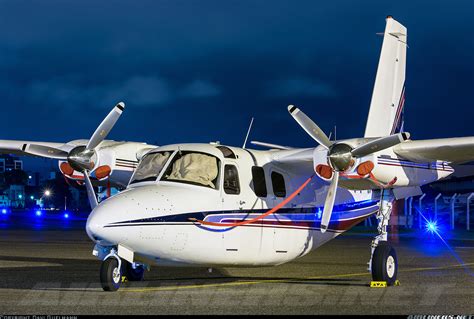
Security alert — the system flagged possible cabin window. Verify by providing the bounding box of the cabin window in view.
[130,151,172,184]
[223,165,240,195]
[271,171,286,197]
[161,151,220,189]
[251,166,267,197]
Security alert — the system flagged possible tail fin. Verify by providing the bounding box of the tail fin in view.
[364,16,407,138]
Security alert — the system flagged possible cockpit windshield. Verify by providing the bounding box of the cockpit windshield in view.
[160,151,220,189]
[129,151,172,184]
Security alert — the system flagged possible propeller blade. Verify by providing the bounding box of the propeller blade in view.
[351,132,410,157]
[83,171,98,209]
[86,102,125,151]
[24,144,68,159]
[321,171,339,233]
[288,105,332,149]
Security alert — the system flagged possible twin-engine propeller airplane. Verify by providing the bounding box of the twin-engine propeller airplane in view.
[4,16,474,292]
[0,103,157,190]
[81,16,474,291]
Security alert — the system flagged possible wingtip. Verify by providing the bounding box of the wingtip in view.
[320,224,328,233]
[116,102,125,110]
[288,105,297,114]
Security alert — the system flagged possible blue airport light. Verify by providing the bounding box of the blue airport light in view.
[35,210,42,217]
[426,221,438,234]
[1,208,6,214]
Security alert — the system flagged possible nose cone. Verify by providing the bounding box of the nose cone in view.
[85,190,135,245]
[86,204,117,245]
[86,206,105,242]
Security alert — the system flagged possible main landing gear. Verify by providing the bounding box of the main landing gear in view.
[368,190,398,286]
[99,249,146,291]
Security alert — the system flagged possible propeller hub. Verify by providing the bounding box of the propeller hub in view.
[327,143,354,172]
[67,146,97,172]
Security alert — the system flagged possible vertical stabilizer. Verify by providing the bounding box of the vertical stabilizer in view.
[364,16,407,138]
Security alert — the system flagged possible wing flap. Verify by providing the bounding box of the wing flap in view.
[393,137,474,164]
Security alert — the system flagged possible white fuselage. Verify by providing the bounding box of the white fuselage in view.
[85,142,452,267]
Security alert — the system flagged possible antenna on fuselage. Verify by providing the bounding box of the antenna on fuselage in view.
[242,117,254,149]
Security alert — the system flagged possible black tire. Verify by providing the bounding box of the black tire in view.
[100,258,122,291]
[371,242,398,286]
[124,262,145,281]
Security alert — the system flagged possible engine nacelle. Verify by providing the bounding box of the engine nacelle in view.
[58,140,156,189]
[312,139,454,190]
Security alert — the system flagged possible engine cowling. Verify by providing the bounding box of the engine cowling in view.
[58,141,155,189]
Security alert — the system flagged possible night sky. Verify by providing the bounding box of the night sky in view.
[0,0,473,170]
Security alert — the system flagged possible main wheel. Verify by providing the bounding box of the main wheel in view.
[100,258,122,291]
[124,261,145,281]
[371,242,398,286]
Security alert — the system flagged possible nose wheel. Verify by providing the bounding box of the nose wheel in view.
[100,258,122,291]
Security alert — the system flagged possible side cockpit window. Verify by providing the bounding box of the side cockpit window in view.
[161,151,220,189]
[130,151,172,184]
[251,166,267,197]
[223,164,240,194]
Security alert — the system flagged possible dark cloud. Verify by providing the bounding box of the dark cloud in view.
[0,0,472,154]
[266,77,338,98]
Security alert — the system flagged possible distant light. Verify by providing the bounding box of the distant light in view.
[18,194,22,199]
[1,209,6,214]
[28,175,32,179]
[64,213,69,219]
[30,196,34,200]
[35,210,42,217]
[426,220,438,234]
[44,190,51,197]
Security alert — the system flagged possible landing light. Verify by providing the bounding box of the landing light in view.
[35,210,42,217]
[64,213,69,219]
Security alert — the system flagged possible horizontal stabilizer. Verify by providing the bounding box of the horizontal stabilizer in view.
[393,137,474,164]
[250,141,293,150]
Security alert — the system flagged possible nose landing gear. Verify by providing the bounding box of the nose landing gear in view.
[100,257,122,291]
[98,247,147,291]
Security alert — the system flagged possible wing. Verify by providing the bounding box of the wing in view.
[268,147,314,175]
[0,140,76,159]
[393,137,474,164]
